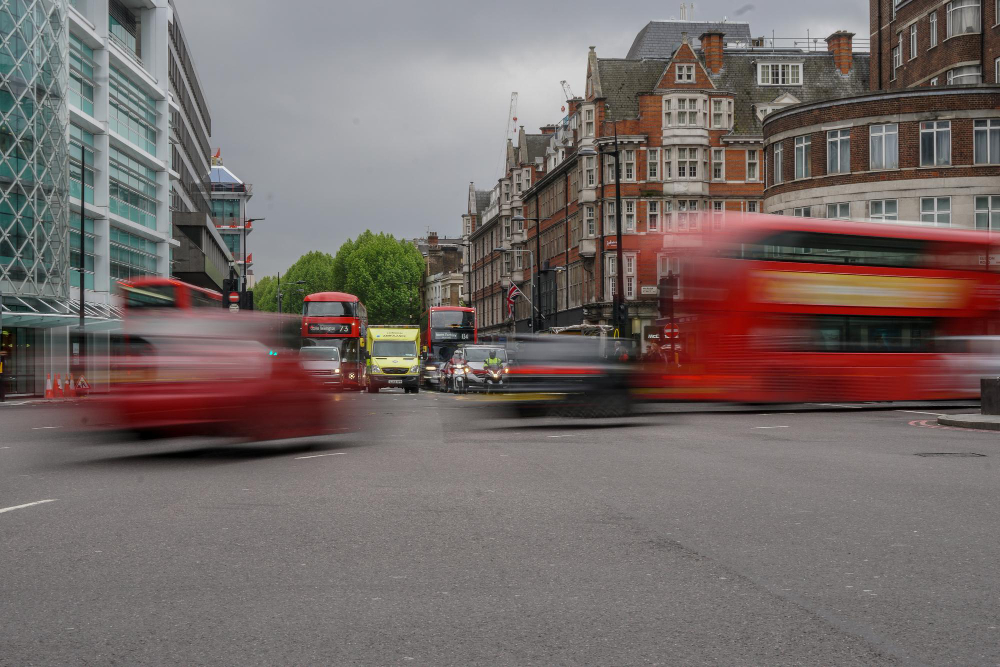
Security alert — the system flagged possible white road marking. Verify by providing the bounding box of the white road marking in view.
[896,410,946,416]
[31,426,61,430]
[0,499,57,514]
[0,401,30,406]
[754,425,789,429]
[294,452,345,460]
[547,435,573,438]
[814,403,863,409]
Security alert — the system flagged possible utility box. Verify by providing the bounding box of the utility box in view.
[981,378,1000,415]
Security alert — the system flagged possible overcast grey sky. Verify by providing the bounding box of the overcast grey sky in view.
[174,0,867,278]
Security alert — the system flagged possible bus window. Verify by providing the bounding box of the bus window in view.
[121,284,176,309]
[303,301,356,317]
[431,310,475,328]
[731,232,928,268]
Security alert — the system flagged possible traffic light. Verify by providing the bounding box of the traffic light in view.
[615,301,629,329]
[240,290,254,311]
[221,279,237,308]
[658,272,678,319]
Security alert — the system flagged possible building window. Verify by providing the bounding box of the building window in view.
[974,120,1000,164]
[662,98,672,127]
[623,150,635,181]
[931,77,939,85]
[947,65,982,83]
[109,147,157,229]
[746,201,759,213]
[774,143,783,184]
[794,135,811,179]
[676,98,701,126]
[892,40,901,78]
[711,99,732,129]
[712,148,724,181]
[662,148,672,179]
[503,216,511,239]
[647,148,659,180]
[947,0,980,37]
[624,200,635,232]
[975,196,1000,230]
[909,25,918,59]
[870,200,898,220]
[677,148,698,179]
[920,120,951,166]
[514,172,522,194]
[606,201,616,234]
[69,125,96,205]
[757,63,802,85]
[676,64,694,82]
[827,203,850,219]
[827,129,851,174]
[605,254,617,298]
[585,205,595,236]
[109,226,158,280]
[585,156,596,187]
[604,154,617,183]
[677,200,699,231]
[625,253,637,300]
[69,34,95,117]
[584,108,594,137]
[929,12,938,47]
[921,197,951,225]
[648,201,659,231]
[746,149,759,181]
[870,124,899,170]
[108,66,157,156]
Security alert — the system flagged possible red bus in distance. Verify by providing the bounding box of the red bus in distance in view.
[637,214,1000,403]
[119,277,222,310]
[425,306,477,363]
[302,291,368,390]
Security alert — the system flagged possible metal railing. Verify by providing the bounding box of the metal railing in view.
[726,35,871,53]
[108,31,145,69]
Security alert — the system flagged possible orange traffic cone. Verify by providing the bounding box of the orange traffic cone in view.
[44,374,53,399]
[66,374,76,398]
[53,374,64,398]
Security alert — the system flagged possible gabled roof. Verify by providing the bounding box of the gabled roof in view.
[594,58,669,120]
[627,20,752,59]
[474,190,491,217]
[708,51,871,135]
[524,134,549,163]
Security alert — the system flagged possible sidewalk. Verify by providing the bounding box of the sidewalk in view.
[937,414,1000,431]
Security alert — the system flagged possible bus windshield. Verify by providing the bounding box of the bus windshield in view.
[304,301,356,317]
[121,284,176,309]
[432,310,474,328]
[373,341,417,357]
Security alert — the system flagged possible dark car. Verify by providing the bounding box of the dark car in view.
[504,335,633,417]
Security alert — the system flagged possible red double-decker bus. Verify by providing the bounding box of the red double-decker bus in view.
[637,215,1000,402]
[301,292,368,390]
[424,306,477,363]
[119,277,222,310]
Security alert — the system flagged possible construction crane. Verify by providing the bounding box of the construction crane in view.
[560,80,575,100]
[497,92,518,178]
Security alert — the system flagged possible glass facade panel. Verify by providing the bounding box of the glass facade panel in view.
[109,226,158,280]
[108,66,157,155]
[69,33,95,116]
[69,124,95,204]
[109,147,158,229]
[211,199,241,220]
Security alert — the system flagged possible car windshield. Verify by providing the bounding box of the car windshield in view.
[373,341,416,357]
[298,346,340,361]
[464,348,506,362]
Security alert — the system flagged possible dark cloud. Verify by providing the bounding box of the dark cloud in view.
[734,4,756,16]
[174,0,866,277]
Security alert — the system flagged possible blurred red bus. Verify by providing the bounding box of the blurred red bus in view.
[119,277,222,310]
[638,215,1000,402]
[301,292,368,390]
[425,306,477,363]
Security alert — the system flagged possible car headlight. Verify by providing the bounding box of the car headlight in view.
[371,364,382,374]
[503,367,509,373]
[409,365,419,373]
[424,364,436,371]
[334,368,341,374]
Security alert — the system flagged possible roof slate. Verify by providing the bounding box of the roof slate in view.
[524,134,549,162]
[474,190,491,217]
[627,20,752,59]
[708,52,871,135]
[594,58,669,121]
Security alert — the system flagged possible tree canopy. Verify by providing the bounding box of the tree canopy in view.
[252,232,424,323]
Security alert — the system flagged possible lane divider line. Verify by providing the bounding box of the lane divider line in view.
[294,452,345,460]
[0,499,57,514]
[754,426,789,429]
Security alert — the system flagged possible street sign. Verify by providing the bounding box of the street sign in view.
[229,303,240,313]
[228,292,240,304]
[663,324,679,338]
[640,285,657,295]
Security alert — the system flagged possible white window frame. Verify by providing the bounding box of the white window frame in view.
[676,98,701,127]
[623,149,636,182]
[604,154,617,183]
[757,62,803,86]
[746,201,759,213]
[677,147,699,180]
[647,148,659,180]
[647,200,660,232]
[712,148,725,181]
[947,64,982,83]
[929,11,938,47]
[869,124,899,170]
[746,149,759,182]
[892,41,901,78]
[662,147,672,180]
[624,200,636,232]
[921,197,951,225]
[585,205,595,237]
[676,64,694,83]
[826,202,850,219]
[503,216,511,239]
[584,108,594,137]
[662,97,672,128]
[711,99,732,129]
[909,24,918,59]
[794,135,811,179]
[931,76,939,85]
[975,195,1000,231]
[624,252,637,301]
[946,0,981,37]
[870,199,898,221]
[774,143,783,184]
[585,156,596,187]
[605,200,617,234]
[605,254,617,299]
[826,129,851,175]
[662,200,673,231]
[793,207,810,217]
[920,120,951,166]
[974,119,1000,164]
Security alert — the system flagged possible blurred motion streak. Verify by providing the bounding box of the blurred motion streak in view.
[634,213,1000,403]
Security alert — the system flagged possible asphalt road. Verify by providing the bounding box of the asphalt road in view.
[1,392,998,666]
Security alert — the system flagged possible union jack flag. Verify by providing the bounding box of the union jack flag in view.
[506,282,525,317]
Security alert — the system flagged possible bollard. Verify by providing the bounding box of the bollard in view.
[981,378,1000,415]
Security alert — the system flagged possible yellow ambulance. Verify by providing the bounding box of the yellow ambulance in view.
[365,326,421,394]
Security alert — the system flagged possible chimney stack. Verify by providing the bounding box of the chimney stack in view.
[826,31,855,74]
[699,31,725,74]
[428,231,439,246]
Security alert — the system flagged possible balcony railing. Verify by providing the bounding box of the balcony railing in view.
[108,31,145,69]
[210,182,253,194]
[726,35,870,53]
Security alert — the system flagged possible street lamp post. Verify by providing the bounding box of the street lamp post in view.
[579,114,625,337]
[77,142,87,376]
[276,274,306,314]
[242,217,264,291]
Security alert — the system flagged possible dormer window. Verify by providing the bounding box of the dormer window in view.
[676,64,694,83]
[757,63,802,86]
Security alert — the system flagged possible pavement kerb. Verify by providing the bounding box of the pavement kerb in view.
[937,414,1000,431]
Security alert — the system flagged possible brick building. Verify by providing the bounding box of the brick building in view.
[410,232,465,309]
[871,0,999,89]
[498,23,870,348]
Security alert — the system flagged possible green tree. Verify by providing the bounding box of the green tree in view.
[253,274,278,312]
[251,251,337,313]
[334,231,424,324]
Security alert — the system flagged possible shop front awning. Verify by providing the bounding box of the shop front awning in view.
[1,295,123,331]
